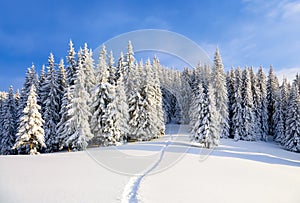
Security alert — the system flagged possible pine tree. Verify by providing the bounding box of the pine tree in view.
[43,53,61,152]
[18,66,37,120]
[273,87,285,143]
[37,65,46,110]
[190,83,205,136]
[64,59,93,150]
[241,68,255,141]
[136,59,160,140]
[66,40,77,86]
[257,67,268,141]
[277,78,290,144]
[55,87,73,151]
[152,57,165,136]
[57,59,67,106]
[211,48,229,138]
[108,50,116,85]
[283,85,300,152]
[267,65,280,137]
[1,86,17,155]
[194,83,219,148]
[179,68,192,124]
[13,85,45,155]
[0,92,7,153]
[226,68,235,138]
[90,45,112,145]
[232,67,243,141]
[82,43,96,96]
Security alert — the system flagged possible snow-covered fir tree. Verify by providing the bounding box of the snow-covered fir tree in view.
[43,53,61,152]
[267,65,280,137]
[55,87,73,151]
[190,83,205,136]
[63,58,93,150]
[66,40,77,86]
[226,68,236,138]
[152,57,165,136]
[82,43,96,96]
[113,68,130,142]
[275,78,290,144]
[211,48,229,138]
[0,92,7,153]
[108,50,116,85]
[134,59,160,140]
[179,68,192,124]
[232,67,243,141]
[249,67,262,139]
[192,83,219,148]
[257,67,268,141]
[57,59,67,105]
[283,84,300,152]
[273,86,285,144]
[241,68,255,141]
[18,66,38,120]
[13,85,45,155]
[1,86,17,155]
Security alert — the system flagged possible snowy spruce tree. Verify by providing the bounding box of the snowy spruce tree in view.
[152,57,165,136]
[1,86,17,155]
[55,87,73,151]
[63,58,93,150]
[91,47,128,146]
[256,67,268,141]
[267,65,280,137]
[193,83,219,148]
[275,78,290,144]
[90,45,112,145]
[283,84,300,152]
[241,68,255,141]
[226,68,235,138]
[211,48,229,138]
[190,83,205,137]
[66,40,77,86]
[232,67,243,141]
[43,53,61,152]
[82,43,96,96]
[13,85,45,155]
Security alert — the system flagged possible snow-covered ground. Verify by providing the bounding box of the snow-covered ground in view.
[1,124,300,203]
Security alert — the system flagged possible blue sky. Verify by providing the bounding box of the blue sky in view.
[0,0,299,90]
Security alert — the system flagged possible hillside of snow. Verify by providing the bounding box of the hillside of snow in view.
[0,124,300,203]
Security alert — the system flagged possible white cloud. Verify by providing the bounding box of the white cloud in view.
[276,67,299,83]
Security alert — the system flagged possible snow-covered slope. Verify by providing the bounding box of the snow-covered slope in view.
[0,124,299,203]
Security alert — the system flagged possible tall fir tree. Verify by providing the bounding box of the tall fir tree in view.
[226,68,236,138]
[43,53,61,152]
[241,68,255,141]
[232,67,243,141]
[90,45,114,145]
[1,86,17,155]
[257,67,268,141]
[194,83,219,148]
[152,57,165,136]
[267,65,280,137]
[211,48,229,138]
[64,57,93,150]
[13,85,45,155]
[66,40,77,86]
[283,84,300,152]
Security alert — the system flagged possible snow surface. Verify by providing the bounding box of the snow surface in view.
[1,124,300,203]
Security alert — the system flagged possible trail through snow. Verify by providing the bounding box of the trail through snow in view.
[121,141,170,203]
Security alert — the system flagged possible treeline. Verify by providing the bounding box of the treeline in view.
[187,49,300,151]
[0,41,299,155]
[0,41,165,155]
